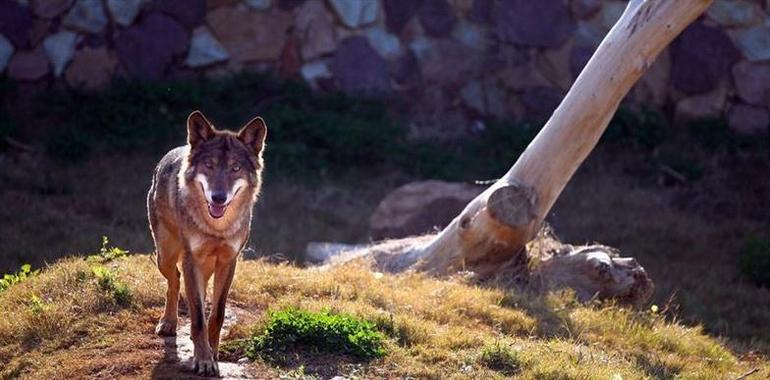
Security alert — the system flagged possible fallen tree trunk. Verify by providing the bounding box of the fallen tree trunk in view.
[320,0,714,305]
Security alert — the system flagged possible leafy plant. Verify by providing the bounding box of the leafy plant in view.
[478,341,523,375]
[87,236,129,263]
[738,237,770,287]
[91,266,132,307]
[0,264,39,293]
[245,308,386,362]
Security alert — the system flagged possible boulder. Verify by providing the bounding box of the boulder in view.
[106,0,142,26]
[706,0,762,28]
[42,31,79,77]
[65,47,117,89]
[600,1,625,30]
[28,19,50,47]
[630,48,670,106]
[497,0,575,48]
[452,21,485,49]
[536,39,574,91]
[300,60,331,85]
[673,81,727,123]
[670,22,740,95]
[418,0,457,38]
[244,0,271,10]
[0,34,13,73]
[7,48,49,81]
[728,104,769,134]
[732,61,770,107]
[520,86,563,119]
[569,45,593,78]
[115,12,188,79]
[31,0,73,19]
[364,26,402,59]
[571,0,602,20]
[207,6,292,63]
[410,36,479,85]
[295,0,336,60]
[0,0,33,48]
[154,0,205,28]
[383,0,423,34]
[330,36,391,95]
[62,0,108,34]
[370,180,484,240]
[329,0,378,28]
[731,23,770,62]
[185,26,229,68]
[469,0,493,24]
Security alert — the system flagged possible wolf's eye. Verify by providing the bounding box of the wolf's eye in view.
[204,160,213,169]
[232,164,241,172]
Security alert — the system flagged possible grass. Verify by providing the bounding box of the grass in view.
[0,254,766,379]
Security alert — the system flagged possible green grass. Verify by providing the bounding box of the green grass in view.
[478,341,524,375]
[244,308,386,361]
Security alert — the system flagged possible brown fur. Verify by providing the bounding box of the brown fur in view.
[147,111,266,376]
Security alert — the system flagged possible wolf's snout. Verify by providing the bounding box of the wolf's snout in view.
[211,192,228,205]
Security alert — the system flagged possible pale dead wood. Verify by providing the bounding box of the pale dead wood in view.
[320,0,714,304]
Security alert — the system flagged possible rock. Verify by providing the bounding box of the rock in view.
[728,104,769,134]
[300,60,330,83]
[537,39,574,91]
[630,48,670,106]
[364,26,401,59]
[731,23,770,62]
[600,1,625,30]
[452,21,485,49]
[369,180,483,240]
[207,6,292,63]
[305,242,366,263]
[674,81,727,123]
[411,36,479,85]
[390,49,420,84]
[279,35,301,76]
[115,12,188,79]
[65,47,117,89]
[295,0,336,60]
[329,0,378,28]
[706,0,762,28]
[520,86,563,119]
[106,0,142,26]
[469,0,493,24]
[331,36,390,95]
[670,22,739,95]
[276,0,305,11]
[732,61,770,107]
[185,26,228,68]
[206,0,239,8]
[418,0,457,38]
[569,45,593,78]
[62,0,108,34]
[571,0,601,20]
[42,31,79,77]
[31,0,73,18]
[244,0,271,10]
[0,34,13,73]
[383,0,423,34]
[7,48,49,80]
[0,0,33,48]
[461,79,506,116]
[155,0,205,28]
[574,21,603,47]
[28,19,49,47]
[497,0,575,48]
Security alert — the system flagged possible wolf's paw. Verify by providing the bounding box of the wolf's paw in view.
[193,357,219,377]
[154,319,177,336]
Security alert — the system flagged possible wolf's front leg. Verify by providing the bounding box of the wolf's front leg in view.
[182,253,219,377]
[208,258,237,359]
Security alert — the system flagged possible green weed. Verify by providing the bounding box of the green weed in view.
[478,341,523,375]
[91,266,132,307]
[245,308,386,362]
[87,236,129,263]
[0,264,38,293]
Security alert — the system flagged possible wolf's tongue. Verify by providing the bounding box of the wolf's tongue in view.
[208,203,227,219]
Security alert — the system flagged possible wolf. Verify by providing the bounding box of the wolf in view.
[147,110,267,376]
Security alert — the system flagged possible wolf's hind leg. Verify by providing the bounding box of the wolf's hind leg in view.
[154,224,182,336]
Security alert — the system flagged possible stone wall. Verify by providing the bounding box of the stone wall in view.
[1,0,769,135]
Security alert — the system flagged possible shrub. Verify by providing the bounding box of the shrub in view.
[245,308,386,361]
[478,341,523,375]
[91,266,132,307]
[87,236,129,263]
[738,237,770,287]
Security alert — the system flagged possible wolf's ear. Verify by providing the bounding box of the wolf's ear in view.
[237,116,267,154]
[187,110,215,148]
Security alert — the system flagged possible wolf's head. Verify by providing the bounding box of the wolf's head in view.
[183,110,267,220]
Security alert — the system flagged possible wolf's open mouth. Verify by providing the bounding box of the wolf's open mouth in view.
[208,203,227,219]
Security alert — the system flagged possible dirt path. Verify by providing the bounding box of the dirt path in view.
[149,306,258,379]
